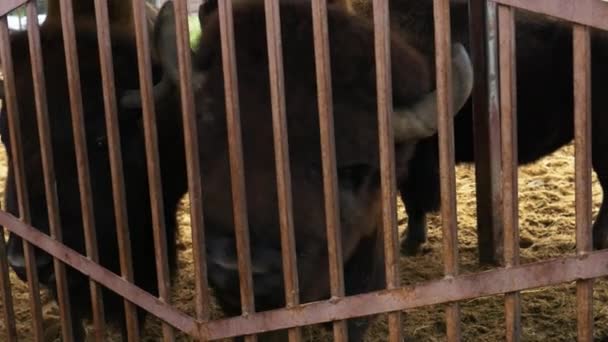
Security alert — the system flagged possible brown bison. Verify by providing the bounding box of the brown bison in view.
[122,1,473,339]
[0,2,184,340]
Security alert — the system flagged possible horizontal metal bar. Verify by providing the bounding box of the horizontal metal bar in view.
[0,0,27,17]
[202,250,608,339]
[4,205,608,339]
[0,210,200,338]
[492,0,608,31]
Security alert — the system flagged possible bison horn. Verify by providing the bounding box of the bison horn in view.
[393,43,473,142]
[119,1,204,110]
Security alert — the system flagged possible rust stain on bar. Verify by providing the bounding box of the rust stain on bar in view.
[310,0,348,340]
[432,0,461,340]
[0,15,45,342]
[0,211,201,338]
[26,2,75,341]
[262,0,301,341]
[216,2,257,341]
[0,226,17,341]
[58,0,107,339]
[497,5,521,341]
[130,0,175,339]
[93,0,140,339]
[493,0,608,32]
[573,23,594,342]
[371,0,402,340]
[0,0,28,17]
[172,0,211,324]
[201,248,608,340]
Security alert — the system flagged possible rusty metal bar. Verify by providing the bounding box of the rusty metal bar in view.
[0,0,27,17]
[0,210,200,337]
[497,5,521,341]
[469,0,504,266]
[262,1,301,341]
[26,2,75,341]
[58,0,106,339]
[130,0,175,340]
[172,0,211,324]
[432,0,461,340]
[372,0,402,340]
[4,206,608,340]
[310,0,348,340]
[492,0,608,32]
[0,15,45,342]
[573,23,594,342]
[200,247,608,340]
[0,12,19,342]
[0,227,17,341]
[92,0,140,340]
[216,2,257,341]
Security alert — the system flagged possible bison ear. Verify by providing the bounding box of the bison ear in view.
[392,43,473,142]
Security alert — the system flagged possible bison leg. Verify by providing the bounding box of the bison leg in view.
[398,139,441,255]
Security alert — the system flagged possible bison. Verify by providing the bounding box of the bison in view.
[122,1,473,340]
[0,3,185,340]
[346,0,608,256]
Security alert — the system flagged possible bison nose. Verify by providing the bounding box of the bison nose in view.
[7,235,53,281]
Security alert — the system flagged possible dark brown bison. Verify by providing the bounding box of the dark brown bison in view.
[0,4,185,340]
[347,0,608,256]
[122,1,473,340]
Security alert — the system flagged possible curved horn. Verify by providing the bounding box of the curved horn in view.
[393,43,473,142]
[119,1,205,110]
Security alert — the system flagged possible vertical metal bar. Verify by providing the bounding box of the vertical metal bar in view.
[130,0,175,340]
[573,23,594,342]
[0,227,17,341]
[92,0,140,340]
[469,0,504,266]
[57,0,106,340]
[172,0,211,324]
[497,5,521,342]
[262,1,301,341]
[216,2,257,341]
[310,0,348,340]
[432,0,461,340]
[0,14,45,342]
[26,2,75,341]
[371,0,402,340]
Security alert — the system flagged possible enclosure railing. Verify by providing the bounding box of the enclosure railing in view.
[0,0,607,341]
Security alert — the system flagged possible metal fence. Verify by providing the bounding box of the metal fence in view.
[0,0,607,341]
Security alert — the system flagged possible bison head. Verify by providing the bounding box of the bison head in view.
[124,0,472,316]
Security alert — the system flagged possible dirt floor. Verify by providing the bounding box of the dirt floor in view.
[0,140,606,341]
